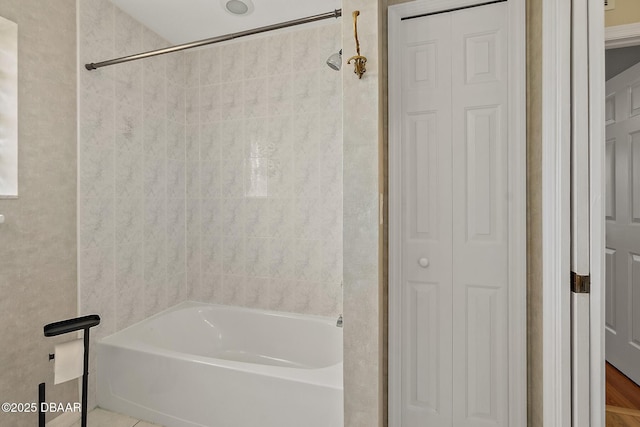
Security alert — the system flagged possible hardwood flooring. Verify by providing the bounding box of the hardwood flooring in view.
[607,406,640,426]
[607,362,640,426]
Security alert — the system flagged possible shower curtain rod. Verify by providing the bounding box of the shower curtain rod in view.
[85,9,342,71]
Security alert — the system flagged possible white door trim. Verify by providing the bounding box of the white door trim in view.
[541,0,572,425]
[589,1,605,426]
[605,22,640,49]
[387,0,527,425]
[571,2,592,426]
[543,1,634,426]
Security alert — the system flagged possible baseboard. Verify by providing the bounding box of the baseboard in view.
[46,411,81,427]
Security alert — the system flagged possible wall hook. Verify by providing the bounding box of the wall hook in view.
[346,10,367,79]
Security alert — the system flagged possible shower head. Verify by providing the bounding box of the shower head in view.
[326,49,342,71]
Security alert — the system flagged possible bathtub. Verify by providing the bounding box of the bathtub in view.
[96,301,343,427]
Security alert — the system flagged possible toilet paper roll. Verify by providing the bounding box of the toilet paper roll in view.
[54,339,84,385]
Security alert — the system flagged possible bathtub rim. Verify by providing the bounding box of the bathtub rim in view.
[106,300,342,336]
[96,301,344,390]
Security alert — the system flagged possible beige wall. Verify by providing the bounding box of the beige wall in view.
[342,0,382,426]
[0,0,78,425]
[606,0,640,27]
[526,0,543,426]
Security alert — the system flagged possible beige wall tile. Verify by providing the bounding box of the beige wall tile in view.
[343,1,383,426]
[78,0,189,408]
[0,0,78,425]
[182,23,344,317]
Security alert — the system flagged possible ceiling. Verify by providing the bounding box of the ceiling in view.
[110,0,342,45]
[605,45,640,81]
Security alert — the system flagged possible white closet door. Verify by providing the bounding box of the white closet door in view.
[450,5,509,426]
[398,2,509,426]
[400,12,453,427]
[605,61,640,385]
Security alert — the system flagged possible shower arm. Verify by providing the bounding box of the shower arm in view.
[85,9,342,71]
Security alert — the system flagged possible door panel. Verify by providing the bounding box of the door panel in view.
[631,253,640,348]
[632,134,640,223]
[464,106,501,241]
[452,5,509,427]
[606,138,616,220]
[408,281,439,408]
[605,61,640,385]
[401,11,453,427]
[631,82,640,117]
[464,285,500,420]
[401,10,452,426]
[605,248,616,333]
[399,3,509,426]
[407,112,439,238]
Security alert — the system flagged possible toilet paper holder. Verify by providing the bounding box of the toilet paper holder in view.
[41,314,100,427]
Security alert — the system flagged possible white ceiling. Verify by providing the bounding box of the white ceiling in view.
[110,0,342,45]
[606,45,640,81]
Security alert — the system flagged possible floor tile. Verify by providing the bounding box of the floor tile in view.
[134,421,165,427]
[70,408,138,427]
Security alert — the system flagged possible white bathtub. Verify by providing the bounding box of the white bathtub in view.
[96,301,343,427]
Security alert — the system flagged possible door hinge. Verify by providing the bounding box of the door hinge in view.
[571,272,591,294]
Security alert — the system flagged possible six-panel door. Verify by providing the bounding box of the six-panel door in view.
[399,2,510,426]
[605,61,640,386]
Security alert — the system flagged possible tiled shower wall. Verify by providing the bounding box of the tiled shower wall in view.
[183,22,343,316]
[79,0,343,354]
[78,0,187,337]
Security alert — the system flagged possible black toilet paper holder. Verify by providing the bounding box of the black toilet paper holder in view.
[41,314,100,427]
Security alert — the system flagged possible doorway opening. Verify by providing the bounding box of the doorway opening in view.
[604,40,640,426]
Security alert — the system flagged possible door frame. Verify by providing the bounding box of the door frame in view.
[540,1,603,425]
[543,1,640,426]
[589,15,640,427]
[387,0,527,425]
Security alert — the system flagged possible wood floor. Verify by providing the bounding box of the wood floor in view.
[607,363,640,426]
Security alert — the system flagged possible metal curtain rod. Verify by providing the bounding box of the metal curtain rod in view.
[85,9,342,71]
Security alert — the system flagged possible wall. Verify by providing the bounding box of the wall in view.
[526,0,543,425]
[606,0,640,27]
[0,0,78,425]
[606,45,640,79]
[342,1,383,426]
[181,22,343,316]
[78,0,187,407]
